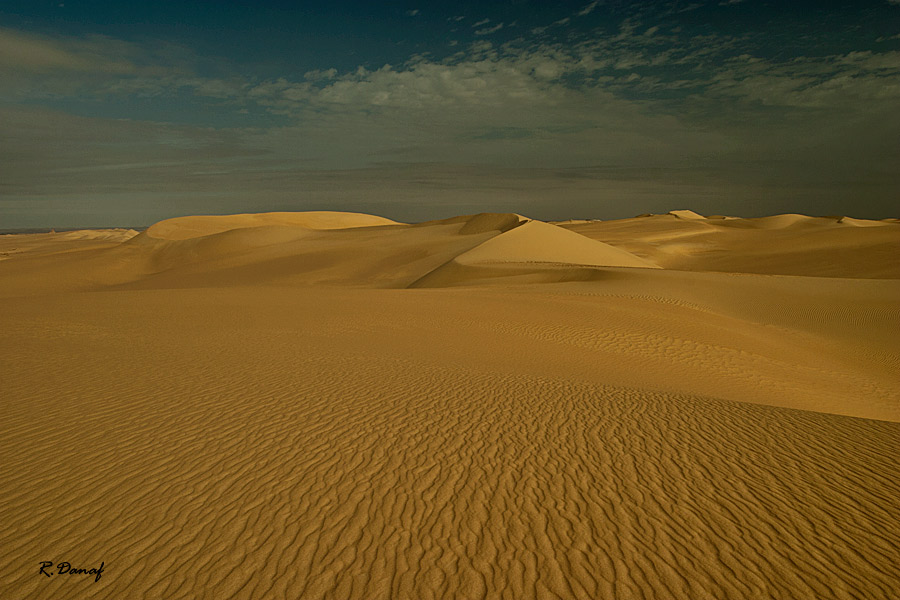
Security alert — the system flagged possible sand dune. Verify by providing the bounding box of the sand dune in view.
[412,219,659,288]
[2,210,898,599]
[145,211,400,240]
[667,209,706,220]
[559,212,900,278]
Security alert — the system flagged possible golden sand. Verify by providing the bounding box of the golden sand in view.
[2,211,898,599]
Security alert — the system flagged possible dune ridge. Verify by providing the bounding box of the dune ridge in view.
[144,211,400,240]
[1,210,898,599]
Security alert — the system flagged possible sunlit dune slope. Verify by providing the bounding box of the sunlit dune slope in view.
[411,220,659,288]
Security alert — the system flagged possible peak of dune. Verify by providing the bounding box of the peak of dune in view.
[458,212,528,235]
[455,220,659,268]
[839,216,891,227]
[745,214,835,229]
[668,209,706,220]
[59,228,140,242]
[411,212,528,233]
[412,220,659,287]
[144,211,401,241]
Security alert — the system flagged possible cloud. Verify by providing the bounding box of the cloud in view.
[304,68,338,81]
[704,51,900,109]
[406,9,420,16]
[578,2,601,16]
[475,23,504,36]
[0,27,208,102]
[2,15,899,224]
[0,27,129,73]
[7,23,898,125]
[472,19,490,27]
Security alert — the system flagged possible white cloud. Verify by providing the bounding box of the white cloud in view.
[304,68,338,81]
[578,2,600,16]
[472,19,490,27]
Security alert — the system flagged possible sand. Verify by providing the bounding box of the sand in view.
[1,211,898,599]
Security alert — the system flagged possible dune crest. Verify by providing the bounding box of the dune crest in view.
[457,212,527,234]
[144,211,400,241]
[668,209,706,219]
[455,220,659,268]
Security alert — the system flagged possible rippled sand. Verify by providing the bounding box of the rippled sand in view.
[2,211,898,599]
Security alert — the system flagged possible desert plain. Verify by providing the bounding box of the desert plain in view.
[1,209,899,599]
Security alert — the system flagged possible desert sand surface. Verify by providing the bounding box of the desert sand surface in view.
[2,210,899,599]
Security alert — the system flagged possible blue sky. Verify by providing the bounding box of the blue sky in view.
[2,1,899,227]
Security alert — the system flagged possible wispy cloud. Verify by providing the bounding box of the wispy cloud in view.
[0,27,132,73]
[2,2,899,225]
[578,2,601,16]
[475,23,504,36]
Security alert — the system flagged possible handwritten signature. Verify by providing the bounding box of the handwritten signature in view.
[39,561,105,583]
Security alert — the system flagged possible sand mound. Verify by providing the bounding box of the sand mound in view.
[59,229,140,242]
[455,221,659,267]
[744,214,824,229]
[668,209,705,220]
[457,212,526,235]
[840,216,890,227]
[127,225,318,273]
[145,211,400,241]
[412,220,659,287]
[561,213,900,278]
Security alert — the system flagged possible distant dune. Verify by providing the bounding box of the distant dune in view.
[2,210,898,599]
[559,210,900,279]
[144,211,400,240]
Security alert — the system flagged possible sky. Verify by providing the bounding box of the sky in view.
[1,0,899,227]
